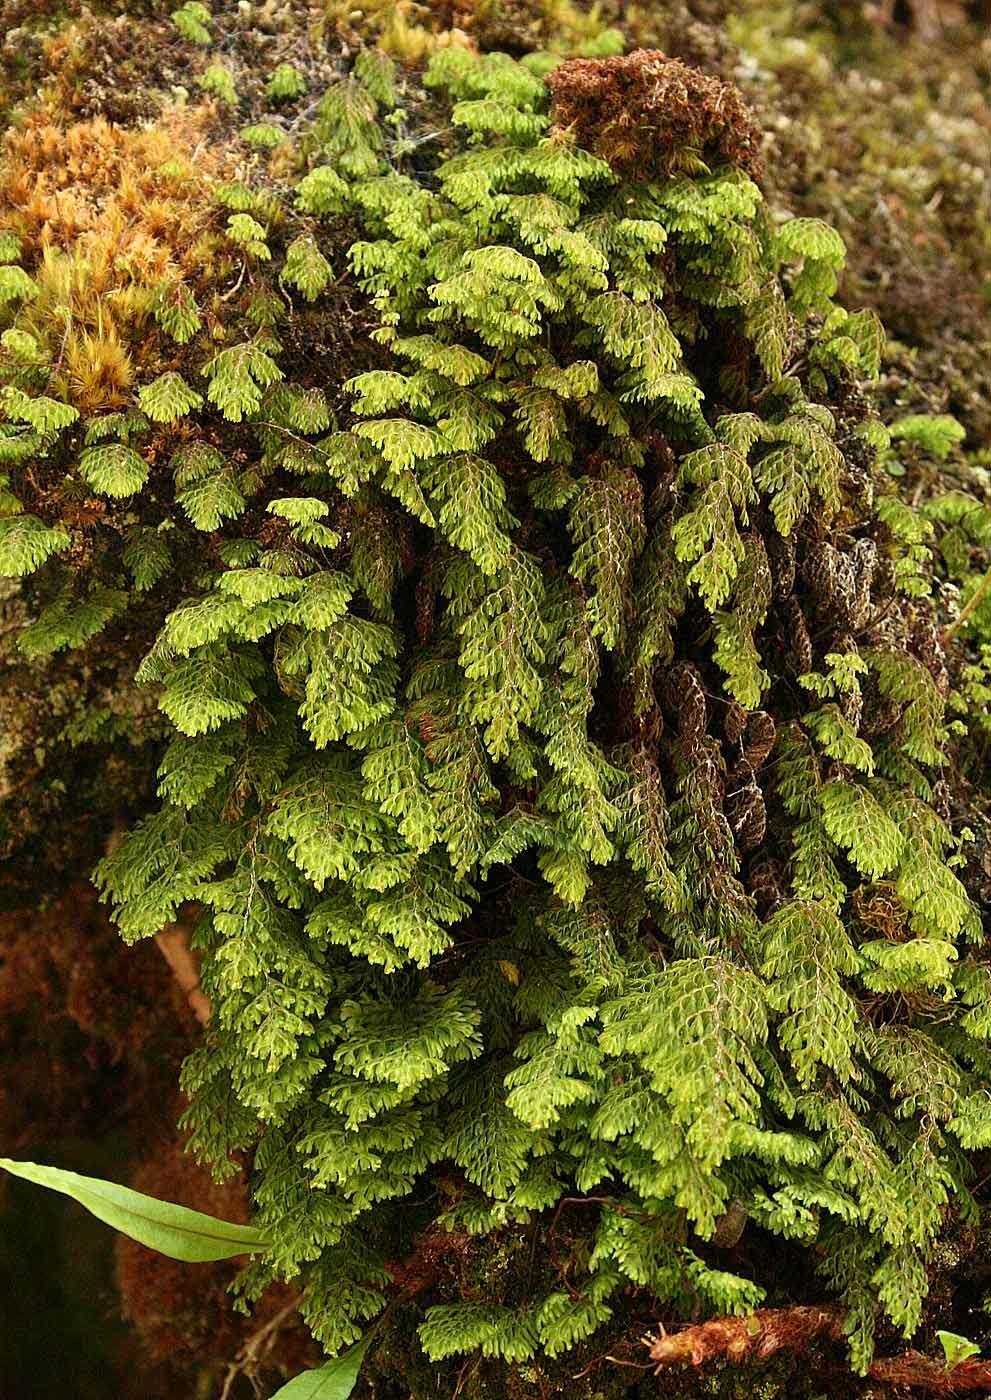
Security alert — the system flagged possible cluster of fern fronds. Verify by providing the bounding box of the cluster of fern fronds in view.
[2,36,991,1396]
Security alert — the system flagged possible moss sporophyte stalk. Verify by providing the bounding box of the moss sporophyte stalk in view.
[1,34,990,1396]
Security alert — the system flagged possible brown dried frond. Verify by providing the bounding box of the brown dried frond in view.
[726,776,766,851]
[723,701,748,746]
[649,1303,991,1392]
[804,539,876,629]
[741,710,776,771]
[661,661,707,743]
[546,50,763,182]
[852,882,909,940]
[781,596,813,675]
[747,856,787,912]
[649,1304,846,1369]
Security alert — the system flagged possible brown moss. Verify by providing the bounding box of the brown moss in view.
[0,880,310,1389]
[546,49,763,181]
[0,107,227,281]
[0,105,238,418]
[116,1140,318,1382]
[115,1143,253,1366]
[0,883,189,1151]
[0,881,318,1390]
[43,14,188,125]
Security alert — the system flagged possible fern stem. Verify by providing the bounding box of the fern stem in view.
[944,564,991,642]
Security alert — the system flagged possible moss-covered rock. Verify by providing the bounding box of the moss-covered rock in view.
[3,5,991,1400]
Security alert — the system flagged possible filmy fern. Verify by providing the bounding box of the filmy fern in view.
[1,41,988,1393]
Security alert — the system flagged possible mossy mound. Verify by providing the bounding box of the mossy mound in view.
[2,5,991,1400]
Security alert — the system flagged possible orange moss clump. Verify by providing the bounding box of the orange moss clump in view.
[546,50,763,181]
[0,107,236,412]
[1,108,225,274]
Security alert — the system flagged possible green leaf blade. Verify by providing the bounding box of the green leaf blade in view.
[270,1336,373,1399]
[0,1158,270,1261]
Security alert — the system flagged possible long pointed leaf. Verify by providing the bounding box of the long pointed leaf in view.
[270,1334,374,1399]
[0,1158,269,1262]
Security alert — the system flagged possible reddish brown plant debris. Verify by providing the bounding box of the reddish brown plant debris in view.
[546,49,763,182]
[648,1304,846,1368]
[154,924,210,1027]
[385,1223,475,1301]
[870,1351,991,1392]
[116,1140,317,1378]
[649,1306,991,1392]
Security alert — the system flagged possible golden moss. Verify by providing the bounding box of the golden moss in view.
[323,0,475,63]
[64,325,134,412]
[0,106,236,412]
[1,108,227,274]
